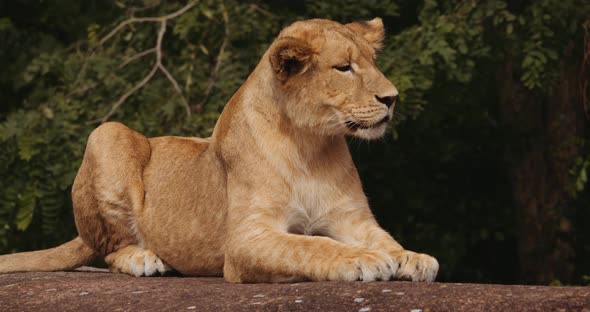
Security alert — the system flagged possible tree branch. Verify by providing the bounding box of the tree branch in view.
[97,1,198,47]
[159,63,191,116]
[89,63,159,124]
[127,1,161,17]
[118,48,156,69]
[90,2,197,124]
[249,4,278,19]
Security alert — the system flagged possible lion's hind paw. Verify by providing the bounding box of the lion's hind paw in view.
[106,246,171,277]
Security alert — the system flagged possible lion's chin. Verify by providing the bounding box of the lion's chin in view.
[348,122,388,140]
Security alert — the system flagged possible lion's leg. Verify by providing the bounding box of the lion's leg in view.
[224,226,397,283]
[329,208,439,282]
[105,245,170,277]
[72,122,153,261]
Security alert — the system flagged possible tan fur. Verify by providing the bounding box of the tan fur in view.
[0,237,95,273]
[0,18,438,282]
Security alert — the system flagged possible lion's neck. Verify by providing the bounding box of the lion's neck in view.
[211,61,350,175]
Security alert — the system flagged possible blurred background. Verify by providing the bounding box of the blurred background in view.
[0,0,589,285]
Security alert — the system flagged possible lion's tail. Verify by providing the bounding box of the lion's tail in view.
[0,236,96,274]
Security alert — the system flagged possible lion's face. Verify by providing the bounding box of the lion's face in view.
[269,18,398,140]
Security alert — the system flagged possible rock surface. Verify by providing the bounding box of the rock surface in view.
[1,267,589,311]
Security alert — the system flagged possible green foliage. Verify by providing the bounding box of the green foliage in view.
[517,0,583,89]
[380,0,512,119]
[0,0,589,284]
[571,156,590,195]
[306,0,399,21]
[0,17,12,32]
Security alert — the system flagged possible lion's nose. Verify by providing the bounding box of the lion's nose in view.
[375,95,397,108]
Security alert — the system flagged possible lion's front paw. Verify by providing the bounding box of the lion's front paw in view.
[391,250,438,282]
[329,250,398,282]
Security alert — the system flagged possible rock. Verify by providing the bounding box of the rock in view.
[0,267,588,311]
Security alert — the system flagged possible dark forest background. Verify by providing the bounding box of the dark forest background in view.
[1,0,589,285]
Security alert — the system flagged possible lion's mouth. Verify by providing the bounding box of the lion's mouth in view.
[345,115,390,131]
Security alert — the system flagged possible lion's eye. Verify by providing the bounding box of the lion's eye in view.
[334,64,352,72]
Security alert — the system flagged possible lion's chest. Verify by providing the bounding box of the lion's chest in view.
[285,176,342,236]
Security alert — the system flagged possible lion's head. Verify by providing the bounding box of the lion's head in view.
[268,18,398,140]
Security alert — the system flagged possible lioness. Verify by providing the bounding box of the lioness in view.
[0,18,438,282]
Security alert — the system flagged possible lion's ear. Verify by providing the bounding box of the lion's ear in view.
[346,17,385,50]
[269,37,315,82]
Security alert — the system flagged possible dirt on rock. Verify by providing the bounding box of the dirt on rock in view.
[0,267,588,311]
